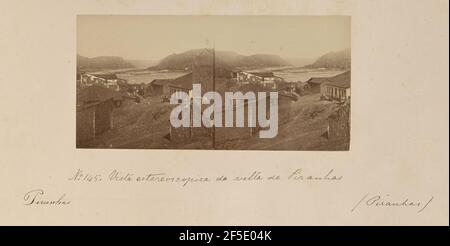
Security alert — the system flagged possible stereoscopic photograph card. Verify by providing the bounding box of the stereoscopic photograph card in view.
[76,15,351,150]
[0,0,448,226]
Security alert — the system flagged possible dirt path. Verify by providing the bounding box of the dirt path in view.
[92,94,349,150]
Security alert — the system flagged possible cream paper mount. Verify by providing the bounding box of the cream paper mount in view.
[0,0,448,226]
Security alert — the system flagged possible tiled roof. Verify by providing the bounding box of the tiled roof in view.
[323,71,350,88]
[149,73,194,90]
[249,72,274,78]
[151,79,172,86]
[167,73,194,90]
[77,85,122,105]
[307,77,328,85]
[90,73,118,80]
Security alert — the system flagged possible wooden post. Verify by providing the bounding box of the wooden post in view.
[326,123,330,139]
[110,107,114,129]
[212,44,216,149]
[190,103,193,138]
[92,108,96,140]
[169,122,172,141]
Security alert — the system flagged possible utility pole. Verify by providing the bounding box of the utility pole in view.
[212,42,216,149]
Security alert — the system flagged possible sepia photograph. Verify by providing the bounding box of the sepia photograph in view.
[76,15,351,150]
[1,0,448,232]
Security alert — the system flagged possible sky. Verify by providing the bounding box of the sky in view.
[77,15,350,61]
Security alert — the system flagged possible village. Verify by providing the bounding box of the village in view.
[76,64,351,150]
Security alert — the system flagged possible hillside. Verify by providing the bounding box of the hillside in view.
[306,49,351,69]
[237,54,291,68]
[77,54,134,71]
[88,93,349,150]
[151,49,291,70]
[285,57,316,67]
[126,59,158,68]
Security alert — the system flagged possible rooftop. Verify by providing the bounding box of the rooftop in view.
[307,77,328,85]
[77,85,122,105]
[323,71,351,88]
[89,73,118,80]
[249,71,275,78]
[158,73,194,90]
[151,79,173,86]
[172,73,195,90]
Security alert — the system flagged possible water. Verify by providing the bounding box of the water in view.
[274,67,347,83]
[116,67,346,84]
[117,70,189,84]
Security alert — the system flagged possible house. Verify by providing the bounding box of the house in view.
[148,79,172,97]
[236,71,283,89]
[77,85,124,107]
[80,73,122,91]
[306,77,329,93]
[249,72,283,88]
[167,73,194,98]
[76,98,115,148]
[76,86,124,147]
[320,71,351,101]
[143,73,195,99]
[237,71,261,85]
[147,65,234,100]
[76,86,139,147]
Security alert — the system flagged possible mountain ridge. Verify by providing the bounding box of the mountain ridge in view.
[77,54,135,71]
[150,49,291,70]
[305,48,351,69]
